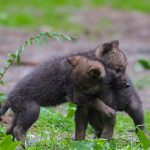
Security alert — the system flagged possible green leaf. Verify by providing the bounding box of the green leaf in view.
[0,92,6,102]
[0,135,20,150]
[138,59,150,70]
[35,35,41,48]
[51,32,61,36]
[15,50,21,65]
[7,58,13,64]
[8,53,16,59]
[41,32,48,44]
[25,38,33,45]
[63,35,72,41]
[53,35,61,41]
[20,46,25,53]
[138,128,150,150]
[51,32,61,41]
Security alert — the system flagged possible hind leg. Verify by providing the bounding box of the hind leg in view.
[12,102,40,146]
[6,113,17,137]
[126,99,145,132]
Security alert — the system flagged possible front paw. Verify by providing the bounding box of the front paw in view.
[104,108,116,118]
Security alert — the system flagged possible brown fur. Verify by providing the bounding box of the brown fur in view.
[68,56,105,103]
[95,40,128,87]
[68,56,116,117]
[69,56,116,140]
[74,40,144,140]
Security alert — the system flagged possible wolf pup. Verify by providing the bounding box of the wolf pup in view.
[75,40,145,140]
[0,55,115,145]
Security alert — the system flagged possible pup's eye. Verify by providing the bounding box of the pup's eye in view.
[115,68,122,74]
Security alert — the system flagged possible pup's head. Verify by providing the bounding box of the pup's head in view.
[67,55,106,102]
[95,40,129,88]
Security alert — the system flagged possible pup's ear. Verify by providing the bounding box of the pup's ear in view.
[67,56,81,67]
[95,42,113,58]
[88,68,101,79]
[111,40,119,48]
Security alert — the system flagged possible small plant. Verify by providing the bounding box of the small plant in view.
[138,58,150,70]
[137,127,150,150]
[0,93,6,103]
[0,135,21,150]
[0,32,74,82]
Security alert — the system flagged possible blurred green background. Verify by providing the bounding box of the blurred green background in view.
[0,0,150,32]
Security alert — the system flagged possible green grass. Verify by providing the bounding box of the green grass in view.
[0,0,85,33]
[0,0,150,33]
[0,104,150,150]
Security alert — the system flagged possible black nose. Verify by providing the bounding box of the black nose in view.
[124,82,130,88]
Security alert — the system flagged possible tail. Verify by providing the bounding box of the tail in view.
[0,101,10,116]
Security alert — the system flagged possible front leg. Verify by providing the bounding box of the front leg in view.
[100,116,116,140]
[75,105,89,140]
[92,98,116,118]
[88,108,116,139]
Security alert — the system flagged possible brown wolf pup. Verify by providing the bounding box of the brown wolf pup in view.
[75,40,145,140]
[0,55,115,146]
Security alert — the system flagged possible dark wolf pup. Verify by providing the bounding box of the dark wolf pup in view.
[75,40,145,140]
[0,55,115,145]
